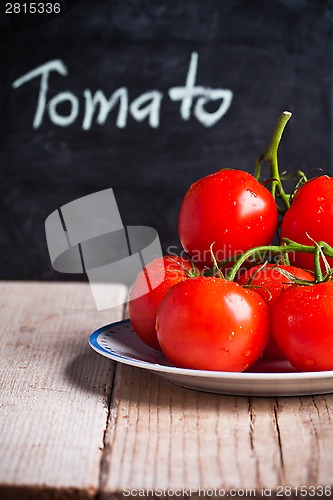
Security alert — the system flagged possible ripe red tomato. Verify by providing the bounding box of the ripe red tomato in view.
[281,176,333,271]
[271,282,333,371]
[129,256,193,350]
[156,276,270,371]
[237,264,314,359]
[178,169,278,266]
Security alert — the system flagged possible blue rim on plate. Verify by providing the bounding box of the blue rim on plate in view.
[89,319,333,396]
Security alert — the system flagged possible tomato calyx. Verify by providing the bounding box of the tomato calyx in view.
[209,242,225,279]
[238,261,275,300]
[207,237,333,285]
[265,267,314,287]
[167,256,201,279]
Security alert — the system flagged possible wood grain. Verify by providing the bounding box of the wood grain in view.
[100,366,333,498]
[0,281,127,499]
[275,395,333,486]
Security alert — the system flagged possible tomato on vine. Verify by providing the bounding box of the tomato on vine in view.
[262,237,333,371]
[128,256,196,350]
[237,264,314,359]
[271,281,333,371]
[156,276,270,371]
[178,169,278,266]
[281,176,333,271]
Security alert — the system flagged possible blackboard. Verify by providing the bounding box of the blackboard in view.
[0,0,332,280]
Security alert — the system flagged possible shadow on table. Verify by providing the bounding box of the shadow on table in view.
[64,343,115,396]
[64,343,223,409]
[64,344,333,415]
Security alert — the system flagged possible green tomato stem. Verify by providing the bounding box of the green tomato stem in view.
[255,111,292,211]
[255,154,265,181]
[265,111,292,209]
[226,238,333,282]
[314,244,324,283]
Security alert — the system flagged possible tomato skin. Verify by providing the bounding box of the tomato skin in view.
[178,169,278,266]
[281,176,333,271]
[156,277,270,372]
[128,256,192,350]
[237,264,314,359]
[271,282,333,371]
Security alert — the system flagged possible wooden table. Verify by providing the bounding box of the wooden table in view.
[1,281,333,499]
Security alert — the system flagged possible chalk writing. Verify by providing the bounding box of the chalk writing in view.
[12,52,233,129]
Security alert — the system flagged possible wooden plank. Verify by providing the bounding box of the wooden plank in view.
[275,395,333,487]
[100,365,333,498]
[99,367,277,495]
[0,281,127,499]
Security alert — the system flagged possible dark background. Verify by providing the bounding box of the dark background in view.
[0,0,332,280]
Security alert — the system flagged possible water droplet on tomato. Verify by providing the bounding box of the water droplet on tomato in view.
[220,348,229,356]
[247,189,258,198]
[245,350,251,357]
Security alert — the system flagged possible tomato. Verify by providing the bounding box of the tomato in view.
[178,169,278,266]
[129,256,193,350]
[156,276,270,371]
[281,176,333,271]
[271,282,333,371]
[237,264,314,359]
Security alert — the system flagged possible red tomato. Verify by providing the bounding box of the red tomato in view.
[237,264,314,359]
[281,176,333,271]
[156,276,270,371]
[271,282,333,371]
[129,256,193,350]
[178,169,278,266]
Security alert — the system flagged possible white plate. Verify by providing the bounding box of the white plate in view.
[89,320,333,397]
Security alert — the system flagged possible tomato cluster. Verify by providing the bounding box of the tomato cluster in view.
[128,112,333,372]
